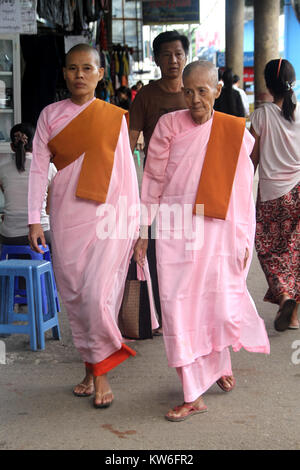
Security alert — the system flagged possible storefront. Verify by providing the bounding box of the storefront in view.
[0,0,143,214]
[0,0,143,148]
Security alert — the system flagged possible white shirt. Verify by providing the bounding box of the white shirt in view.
[251,102,300,201]
[0,152,56,237]
[233,84,249,116]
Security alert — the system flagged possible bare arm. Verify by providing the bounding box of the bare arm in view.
[129,129,141,154]
[133,225,149,267]
[28,223,46,254]
[134,237,148,268]
[249,125,260,173]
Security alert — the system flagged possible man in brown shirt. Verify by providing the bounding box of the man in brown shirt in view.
[130,30,189,160]
[129,30,189,329]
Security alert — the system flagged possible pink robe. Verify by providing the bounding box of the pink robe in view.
[141,110,270,401]
[28,98,152,365]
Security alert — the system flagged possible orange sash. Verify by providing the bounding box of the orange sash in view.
[48,99,127,204]
[193,111,246,219]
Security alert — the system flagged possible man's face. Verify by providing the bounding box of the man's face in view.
[156,40,187,80]
[63,50,104,102]
[182,67,222,124]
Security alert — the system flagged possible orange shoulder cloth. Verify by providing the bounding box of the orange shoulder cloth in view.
[48,99,128,204]
[193,111,246,220]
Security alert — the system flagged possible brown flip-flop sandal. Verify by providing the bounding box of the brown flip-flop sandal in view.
[165,403,207,422]
[274,299,297,332]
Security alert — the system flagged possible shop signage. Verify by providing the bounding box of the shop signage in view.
[0,0,37,34]
[142,0,200,25]
[243,67,254,83]
[217,51,254,68]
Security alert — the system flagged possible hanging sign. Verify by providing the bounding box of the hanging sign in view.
[142,0,200,25]
[0,0,37,34]
[20,0,37,34]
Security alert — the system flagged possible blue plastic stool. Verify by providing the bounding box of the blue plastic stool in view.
[33,260,61,350]
[0,259,61,351]
[0,244,60,313]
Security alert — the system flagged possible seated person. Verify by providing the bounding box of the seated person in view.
[0,122,56,249]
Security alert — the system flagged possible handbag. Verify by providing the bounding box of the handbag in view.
[118,257,158,340]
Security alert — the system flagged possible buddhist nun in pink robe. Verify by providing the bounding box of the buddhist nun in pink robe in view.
[27,44,157,409]
[134,60,270,422]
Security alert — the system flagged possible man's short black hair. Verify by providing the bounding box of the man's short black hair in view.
[232,74,240,84]
[152,30,189,61]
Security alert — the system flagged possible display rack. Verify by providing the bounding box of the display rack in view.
[0,34,21,154]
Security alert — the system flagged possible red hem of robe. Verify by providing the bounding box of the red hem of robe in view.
[85,343,136,376]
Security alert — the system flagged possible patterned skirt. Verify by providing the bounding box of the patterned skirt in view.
[255,182,300,305]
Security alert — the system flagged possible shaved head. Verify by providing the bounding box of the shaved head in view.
[63,43,104,105]
[183,61,219,88]
[182,60,222,124]
[65,43,100,67]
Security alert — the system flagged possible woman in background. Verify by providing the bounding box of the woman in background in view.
[0,122,56,248]
[250,59,300,331]
[214,67,245,117]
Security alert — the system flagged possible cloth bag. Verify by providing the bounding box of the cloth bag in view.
[118,257,159,339]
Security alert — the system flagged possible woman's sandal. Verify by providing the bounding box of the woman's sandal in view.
[274,299,297,332]
[93,391,114,409]
[216,376,236,392]
[73,382,94,397]
[165,403,207,422]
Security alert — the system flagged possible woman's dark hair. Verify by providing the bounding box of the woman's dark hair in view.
[232,74,240,85]
[216,68,244,117]
[152,30,189,61]
[10,122,35,172]
[222,68,234,88]
[117,86,131,100]
[264,59,296,122]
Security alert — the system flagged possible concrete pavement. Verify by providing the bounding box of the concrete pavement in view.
[0,167,299,451]
[0,248,299,451]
